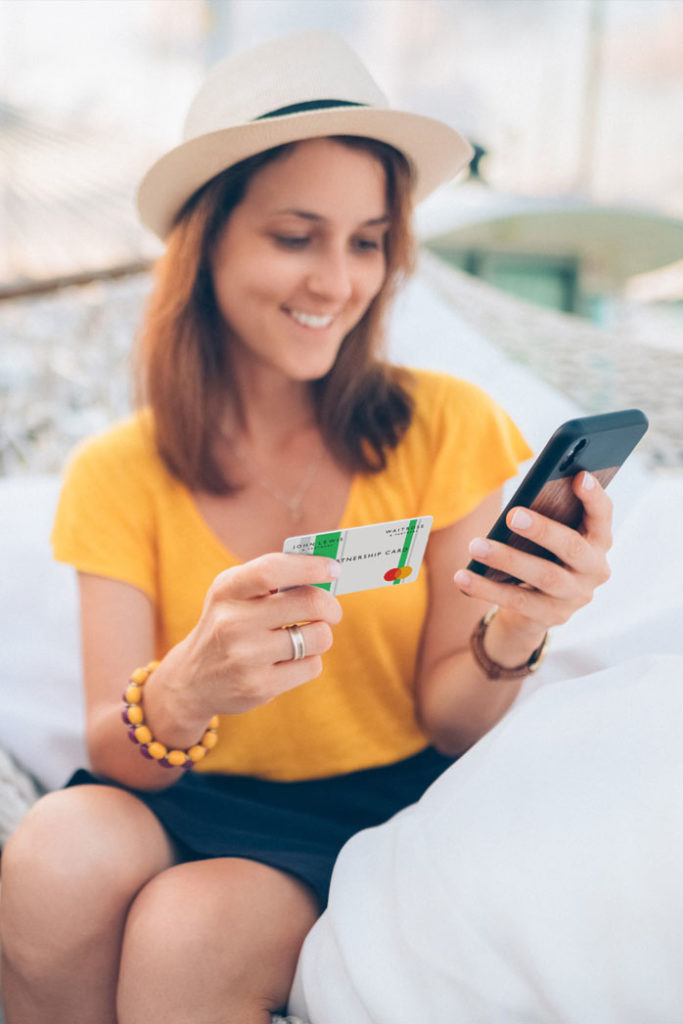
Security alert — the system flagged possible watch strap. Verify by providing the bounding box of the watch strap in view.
[470,606,549,680]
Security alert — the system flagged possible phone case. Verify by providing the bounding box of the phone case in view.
[467,409,648,585]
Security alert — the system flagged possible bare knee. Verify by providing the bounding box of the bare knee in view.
[0,785,176,976]
[118,858,320,1017]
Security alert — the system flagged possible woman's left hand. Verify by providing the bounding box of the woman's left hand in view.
[455,471,613,635]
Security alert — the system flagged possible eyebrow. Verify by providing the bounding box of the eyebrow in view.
[275,209,390,227]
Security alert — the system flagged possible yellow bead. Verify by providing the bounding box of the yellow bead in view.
[127,705,144,726]
[188,745,207,762]
[147,660,161,672]
[167,749,189,767]
[125,684,142,705]
[147,741,167,760]
[208,715,220,730]
[134,725,152,745]
[201,730,218,750]
[130,667,149,685]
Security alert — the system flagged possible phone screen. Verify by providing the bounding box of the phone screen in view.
[467,409,648,585]
[481,465,620,584]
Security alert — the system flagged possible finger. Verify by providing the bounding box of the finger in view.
[262,585,343,630]
[274,620,334,664]
[573,471,614,549]
[467,536,575,599]
[214,552,341,600]
[504,504,598,574]
[265,654,326,699]
[454,568,555,627]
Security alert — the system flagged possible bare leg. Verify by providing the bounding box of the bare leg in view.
[117,857,320,1024]
[0,785,179,1024]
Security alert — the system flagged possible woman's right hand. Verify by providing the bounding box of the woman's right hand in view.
[77,554,340,788]
[170,553,343,719]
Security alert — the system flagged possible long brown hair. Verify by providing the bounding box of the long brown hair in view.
[135,135,416,493]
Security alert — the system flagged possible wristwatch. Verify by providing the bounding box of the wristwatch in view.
[470,606,550,680]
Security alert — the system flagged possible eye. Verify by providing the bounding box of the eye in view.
[273,235,309,250]
[353,237,382,252]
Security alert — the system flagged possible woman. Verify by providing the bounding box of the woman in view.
[0,31,613,1024]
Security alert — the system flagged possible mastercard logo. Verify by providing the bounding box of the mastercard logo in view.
[384,565,413,582]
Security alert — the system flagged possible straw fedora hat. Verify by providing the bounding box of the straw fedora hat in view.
[137,30,473,241]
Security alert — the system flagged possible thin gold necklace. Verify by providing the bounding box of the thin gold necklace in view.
[225,433,326,524]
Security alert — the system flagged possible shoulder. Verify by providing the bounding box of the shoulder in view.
[52,411,164,597]
[392,368,532,527]
[403,368,501,433]
[58,409,172,511]
[64,409,160,481]
[406,367,492,406]
[68,409,155,463]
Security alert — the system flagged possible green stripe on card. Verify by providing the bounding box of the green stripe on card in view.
[393,518,417,584]
[313,530,341,591]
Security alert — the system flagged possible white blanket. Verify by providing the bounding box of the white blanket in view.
[290,653,683,1023]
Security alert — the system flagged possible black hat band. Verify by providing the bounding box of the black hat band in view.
[256,99,368,121]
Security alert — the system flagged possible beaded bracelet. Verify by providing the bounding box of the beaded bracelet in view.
[121,661,220,769]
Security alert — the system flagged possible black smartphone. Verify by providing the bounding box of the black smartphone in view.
[467,408,649,585]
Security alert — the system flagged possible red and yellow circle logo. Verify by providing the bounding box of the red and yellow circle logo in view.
[383,565,413,582]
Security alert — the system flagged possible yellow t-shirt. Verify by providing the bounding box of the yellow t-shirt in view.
[52,369,532,780]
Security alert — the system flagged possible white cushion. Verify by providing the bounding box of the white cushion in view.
[0,474,87,791]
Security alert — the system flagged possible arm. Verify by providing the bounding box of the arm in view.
[78,554,343,792]
[79,572,210,791]
[414,489,535,756]
[416,472,613,756]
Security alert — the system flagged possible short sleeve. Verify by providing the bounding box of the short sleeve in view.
[51,424,157,601]
[416,374,533,529]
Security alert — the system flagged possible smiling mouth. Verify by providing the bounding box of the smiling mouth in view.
[285,308,335,329]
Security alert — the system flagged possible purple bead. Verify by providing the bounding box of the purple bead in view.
[127,727,139,743]
[121,708,130,725]
[139,745,154,759]
[159,758,173,768]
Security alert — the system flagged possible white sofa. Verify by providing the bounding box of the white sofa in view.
[2,275,683,1022]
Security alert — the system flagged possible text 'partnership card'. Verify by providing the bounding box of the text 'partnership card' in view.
[283,516,433,595]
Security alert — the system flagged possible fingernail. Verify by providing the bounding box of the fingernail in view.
[511,508,532,530]
[582,471,595,490]
[469,537,491,558]
[454,570,471,587]
[327,560,342,578]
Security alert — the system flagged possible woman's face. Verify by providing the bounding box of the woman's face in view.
[210,137,390,384]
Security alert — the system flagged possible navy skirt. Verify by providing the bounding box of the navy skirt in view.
[67,745,456,908]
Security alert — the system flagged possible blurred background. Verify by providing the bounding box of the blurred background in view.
[1,0,682,475]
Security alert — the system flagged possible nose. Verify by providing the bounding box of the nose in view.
[306,245,354,305]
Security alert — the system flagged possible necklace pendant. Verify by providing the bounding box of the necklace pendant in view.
[225,429,325,524]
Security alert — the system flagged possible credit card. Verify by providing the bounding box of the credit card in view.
[283,516,433,595]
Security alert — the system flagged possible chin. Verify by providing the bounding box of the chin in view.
[291,362,337,384]
[289,347,344,382]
